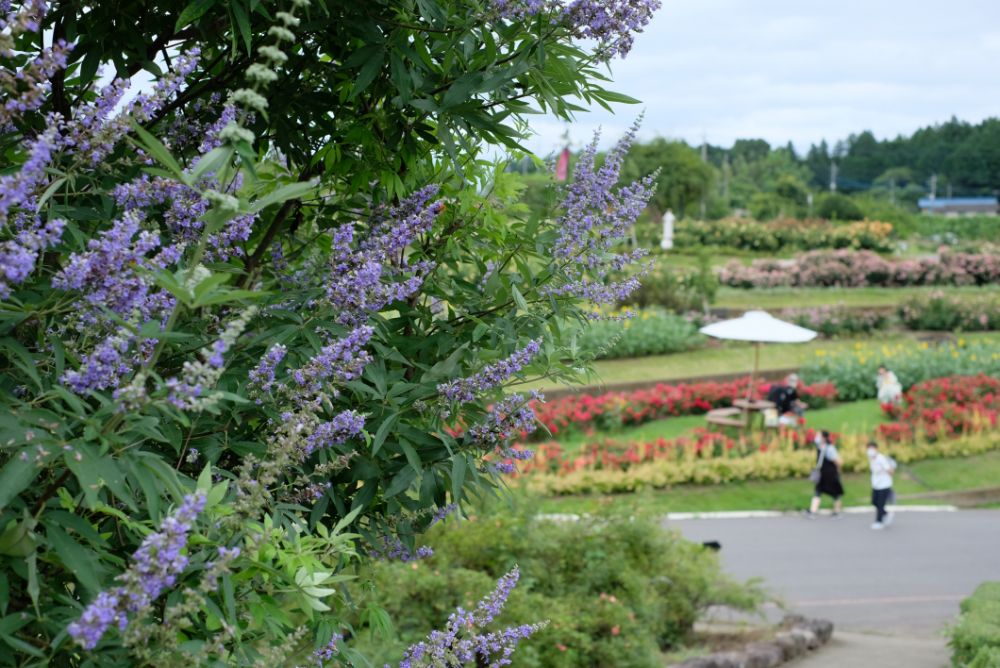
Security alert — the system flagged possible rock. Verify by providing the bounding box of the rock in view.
[790,627,820,650]
[673,657,719,668]
[745,641,784,668]
[775,631,807,660]
[803,618,834,643]
[712,651,747,668]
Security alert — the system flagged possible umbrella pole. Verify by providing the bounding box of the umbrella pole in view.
[747,341,760,400]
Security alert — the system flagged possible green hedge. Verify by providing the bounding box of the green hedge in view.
[353,504,764,668]
[951,582,1000,667]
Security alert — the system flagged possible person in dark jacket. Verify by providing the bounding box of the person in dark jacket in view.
[804,430,844,518]
[767,373,807,427]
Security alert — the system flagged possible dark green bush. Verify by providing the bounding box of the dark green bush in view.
[816,193,865,221]
[950,582,1000,666]
[577,308,704,359]
[354,505,763,668]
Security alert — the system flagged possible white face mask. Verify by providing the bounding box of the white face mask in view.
[867,448,877,459]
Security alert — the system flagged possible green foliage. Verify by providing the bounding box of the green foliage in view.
[0,0,656,664]
[892,215,1000,243]
[951,582,1000,667]
[353,504,764,667]
[576,308,704,359]
[620,259,717,313]
[815,193,865,221]
[800,340,1000,401]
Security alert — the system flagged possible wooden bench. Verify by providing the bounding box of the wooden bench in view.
[705,407,748,429]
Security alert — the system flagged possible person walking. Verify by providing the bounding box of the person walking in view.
[805,430,844,518]
[867,441,896,530]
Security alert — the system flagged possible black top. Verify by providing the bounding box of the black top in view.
[766,384,798,414]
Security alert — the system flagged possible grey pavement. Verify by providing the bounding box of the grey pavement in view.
[785,631,950,668]
[664,508,1000,664]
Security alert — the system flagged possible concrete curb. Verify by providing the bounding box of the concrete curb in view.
[665,505,958,520]
[536,505,958,523]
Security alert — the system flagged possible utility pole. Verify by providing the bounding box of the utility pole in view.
[722,153,731,203]
[700,134,708,220]
[890,178,896,206]
[946,182,953,199]
[829,162,838,192]
[929,174,938,201]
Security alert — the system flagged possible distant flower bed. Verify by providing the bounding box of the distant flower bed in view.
[675,218,894,253]
[780,305,890,336]
[520,429,1000,495]
[801,339,1000,401]
[576,307,704,359]
[880,374,1000,442]
[532,377,837,438]
[898,292,1000,331]
[720,250,1000,288]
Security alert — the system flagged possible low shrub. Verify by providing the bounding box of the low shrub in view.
[780,306,891,336]
[899,293,1000,331]
[577,308,705,359]
[950,582,1000,667]
[523,430,1000,496]
[622,259,718,312]
[720,250,1000,288]
[801,339,1000,401]
[674,218,893,253]
[354,505,764,668]
[815,193,865,221]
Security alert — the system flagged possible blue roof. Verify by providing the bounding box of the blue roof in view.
[918,197,998,208]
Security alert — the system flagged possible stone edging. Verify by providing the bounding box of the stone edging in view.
[670,615,834,668]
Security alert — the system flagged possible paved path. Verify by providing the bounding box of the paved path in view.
[785,632,950,668]
[665,509,1000,667]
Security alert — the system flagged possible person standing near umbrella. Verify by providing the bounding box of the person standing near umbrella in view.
[805,430,844,518]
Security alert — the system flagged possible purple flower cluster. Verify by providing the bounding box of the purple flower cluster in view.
[544,123,654,306]
[291,325,374,399]
[438,340,542,405]
[0,36,71,125]
[369,534,435,563]
[0,215,64,299]
[326,186,443,326]
[312,632,344,666]
[302,409,366,454]
[491,0,660,59]
[249,343,288,395]
[468,392,540,448]
[68,493,206,650]
[394,567,544,668]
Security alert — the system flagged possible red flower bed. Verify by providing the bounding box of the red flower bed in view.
[878,374,1000,442]
[532,378,837,439]
[518,427,829,476]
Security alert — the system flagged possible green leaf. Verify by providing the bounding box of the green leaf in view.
[190,146,234,182]
[371,414,398,457]
[230,1,252,55]
[451,455,467,503]
[66,443,136,511]
[384,468,416,499]
[0,338,42,391]
[250,179,319,213]
[44,522,104,595]
[130,122,188,183]
[0,454,42,512]
[511,284,529,312]
[0,519,35,557]
[175,0,218,31]
[350,47,386,99]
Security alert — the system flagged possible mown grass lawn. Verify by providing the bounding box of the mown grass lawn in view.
[548,400,888,452]
[525,450,1000,515]
[522,331,1000,391]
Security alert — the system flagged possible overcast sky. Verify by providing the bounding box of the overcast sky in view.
[524,0,1000,156]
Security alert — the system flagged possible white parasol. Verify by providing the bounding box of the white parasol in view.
[699,310,817,398]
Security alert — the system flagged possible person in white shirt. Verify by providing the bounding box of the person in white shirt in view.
[867,441,896,530]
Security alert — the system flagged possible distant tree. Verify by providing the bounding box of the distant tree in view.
[621,138,715,218]
[731,138,771,164]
